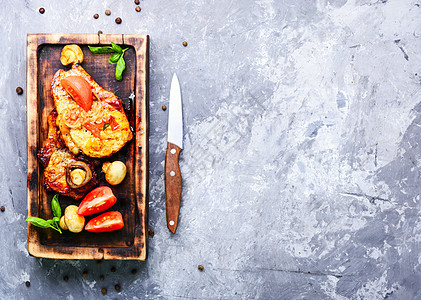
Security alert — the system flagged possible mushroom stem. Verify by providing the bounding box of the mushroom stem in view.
[66,161,93,188]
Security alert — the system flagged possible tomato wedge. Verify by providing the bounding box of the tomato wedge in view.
[85,211,124,233]
[77,186,117,216]
[61,76,93,112]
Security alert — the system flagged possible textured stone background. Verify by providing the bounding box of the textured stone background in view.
[0,0,420,299]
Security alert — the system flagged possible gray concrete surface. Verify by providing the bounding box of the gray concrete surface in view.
[0,0,420,299]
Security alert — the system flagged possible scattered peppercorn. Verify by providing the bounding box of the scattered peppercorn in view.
[99,275,104,281]
[182,41,188,47]
[82,271,88,277]
[96,260,102,265]
[39,8,45,14]
[115,284,121,291]
[134,0,140,4]
[135,6,141,12]
[16,87,23,95]
[63,275,69,282]
[161,106,167,111]
[111,267,116,272]
[115,17,122,24]
[25,281,30,287]
[98,31,103,35]
[131,269,137,275]
[105,10,111,16]
[93,14,99,19]
[198,265,204,271]
[101,288,107,295]
[0,206,5,212]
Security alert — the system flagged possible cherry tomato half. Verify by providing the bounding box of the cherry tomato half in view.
[77,186,117,216]
[61,76,93,112]
[85,211,124,233]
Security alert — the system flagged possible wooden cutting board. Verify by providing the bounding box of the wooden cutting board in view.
[26,33,149,260]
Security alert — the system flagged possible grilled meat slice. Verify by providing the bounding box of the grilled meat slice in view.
[51,64,133,158]
[38,110,99,200]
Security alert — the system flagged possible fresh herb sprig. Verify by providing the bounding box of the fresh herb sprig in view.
[26,194,62,234]
[88,42,129,81]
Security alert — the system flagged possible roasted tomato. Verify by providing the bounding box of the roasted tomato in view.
[77,186,117,216]
[85,211,124,233]
[61,76,93,111]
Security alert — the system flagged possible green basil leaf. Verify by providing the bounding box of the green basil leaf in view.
[115,55,126,81]
[25,217,51,228]
[51,194,61,218]
[111,42,123,53]
[53,217,60,223]
[108,52,121,64]
[88,45,115,54]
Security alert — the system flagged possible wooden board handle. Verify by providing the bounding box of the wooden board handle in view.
[165,142,182,233]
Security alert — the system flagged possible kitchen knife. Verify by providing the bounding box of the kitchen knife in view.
[165,73,183,233]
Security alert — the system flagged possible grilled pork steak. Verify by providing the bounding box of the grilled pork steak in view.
[51,65,133,158]
[38,110,99,200]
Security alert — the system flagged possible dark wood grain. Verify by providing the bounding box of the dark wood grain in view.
[27,33,149,260]
[165,142,182,233]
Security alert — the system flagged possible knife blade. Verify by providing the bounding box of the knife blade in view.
[165,73,183,233]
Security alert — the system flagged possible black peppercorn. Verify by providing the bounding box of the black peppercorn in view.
[63,275,69,282]
[115,284,121,291]
[134,0,140,4]
[161,106,166,111]
[101,288,107,295]
[93,14,99,19]
[115,17,122,24]
[183,41,188,47]
[135,6,141,12]
[0,206,5,212]
[25,281,30,287]
[16,87,23,95]
[198,265,204,271]
[99,275,104,281]
[82,271,88,277]
[111,267,116,272]
[105,10,111,16]
[39,8,45,14]
[131,269,137,275]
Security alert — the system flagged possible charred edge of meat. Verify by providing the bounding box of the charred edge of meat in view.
[37,110,65,167]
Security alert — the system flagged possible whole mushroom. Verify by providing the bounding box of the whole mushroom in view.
[60,44,84,66]
[102,161,127,185]
[64,205,85,233]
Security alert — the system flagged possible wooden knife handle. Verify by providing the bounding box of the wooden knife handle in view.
[165,142,182,233]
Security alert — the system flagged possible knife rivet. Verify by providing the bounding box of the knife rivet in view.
[169,220,175,226]
[170,171,175,176]
[170,149,176,154]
